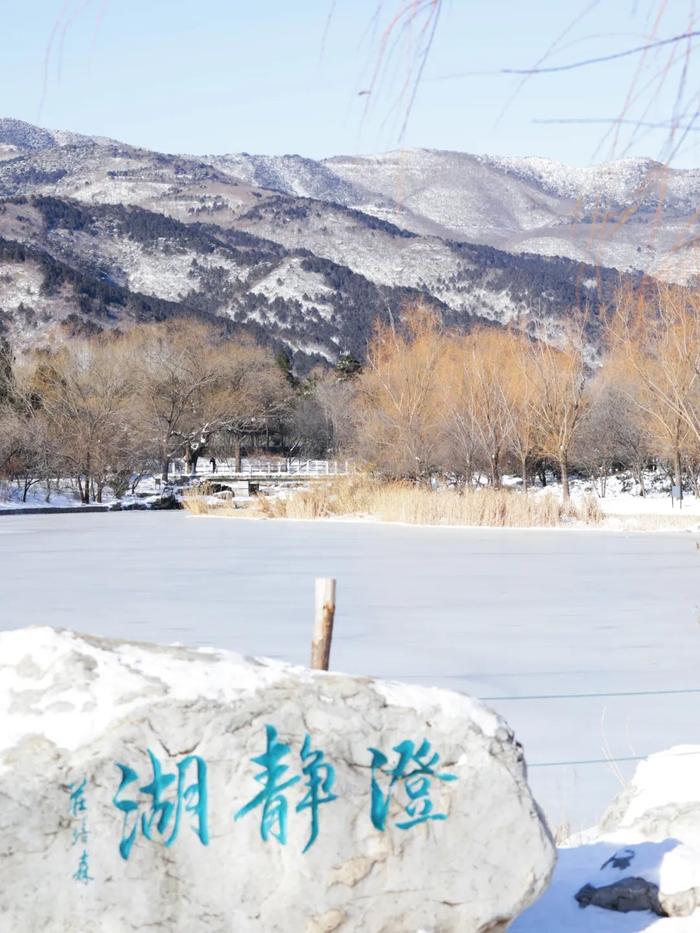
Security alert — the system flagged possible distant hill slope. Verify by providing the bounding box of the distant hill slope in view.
[0,117,676,366]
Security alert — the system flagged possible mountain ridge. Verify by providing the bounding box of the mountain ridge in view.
[1,117,690,368]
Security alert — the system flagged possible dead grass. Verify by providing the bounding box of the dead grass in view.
[182,487,240,517]
[196,476,605,527]
[605,512,700,532]
[578,493,604,526]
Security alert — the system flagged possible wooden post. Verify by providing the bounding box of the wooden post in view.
[311,577,336,670]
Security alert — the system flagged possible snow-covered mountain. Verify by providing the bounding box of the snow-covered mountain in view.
[1,117,695,367]
[212,147,700,280]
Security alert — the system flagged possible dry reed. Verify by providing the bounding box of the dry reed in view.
[185,476,604,527]
[182,487,240,517]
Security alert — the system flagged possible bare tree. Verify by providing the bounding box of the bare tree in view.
[608,283,700,494]
[503,331,542,490]
[126,320,224,480]
[443,329,518,487]
[356,307,448,480]
[528,322,589,502]
[20,338,135,503]
[438,339,480,485]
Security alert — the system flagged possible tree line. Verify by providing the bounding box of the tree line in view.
[0,321,292,502]
[1,282,699,503]
[351,285,700,501]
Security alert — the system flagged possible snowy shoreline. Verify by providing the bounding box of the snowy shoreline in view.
[185,507,700,535]
[3,503,699,534]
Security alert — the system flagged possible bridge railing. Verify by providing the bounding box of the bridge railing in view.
[176,458,351,479]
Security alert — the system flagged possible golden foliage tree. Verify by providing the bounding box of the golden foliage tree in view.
[356,307,449,480]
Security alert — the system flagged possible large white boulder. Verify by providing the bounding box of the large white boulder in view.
[0,627,554,932]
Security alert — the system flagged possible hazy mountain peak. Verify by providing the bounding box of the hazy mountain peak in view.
[0,117,115,152]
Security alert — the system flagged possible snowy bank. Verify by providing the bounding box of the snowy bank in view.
[0,627,554,932]
[514,747,700,931]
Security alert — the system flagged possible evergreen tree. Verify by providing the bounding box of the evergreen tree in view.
[275,349,298,388]
[335,351,362,380]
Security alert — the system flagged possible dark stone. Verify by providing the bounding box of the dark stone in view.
[575,877,666,916]
[150,492,183,511]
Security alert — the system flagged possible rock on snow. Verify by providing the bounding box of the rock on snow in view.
[514,747,700,931]
[0,627,554,932]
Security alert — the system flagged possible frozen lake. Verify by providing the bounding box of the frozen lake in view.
[1,511,698,830]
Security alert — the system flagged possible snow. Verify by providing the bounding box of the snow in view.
[0,626,292,765]
[250,255,335,316]
[0,624,502,767]
[372,678,502,739]
[514,842,700,931]
[515,746,700,931]
[0,512,698,833]
[568,475,700,532]
[481,154,660,204]
[615,747,700,826]
[0,476,163,510]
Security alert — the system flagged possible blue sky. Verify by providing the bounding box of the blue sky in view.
[2,1,700,166]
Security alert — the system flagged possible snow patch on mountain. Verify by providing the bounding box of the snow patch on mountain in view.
[250,256,335,316]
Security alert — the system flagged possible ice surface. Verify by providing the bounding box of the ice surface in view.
[1,512,698,830]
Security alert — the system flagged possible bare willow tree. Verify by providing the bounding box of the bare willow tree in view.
[124,320,289,479]
[607,282,700,491]
[368,1,700,166]
[503,331,541,490]
[439,337,480,485]
[125,320,224,480]
[356,307,448,480]
[445,329,517,487]
[19,337,136,503]
[213,339,291,471]
[528,322,589,502]
[0,406,59,501]
[291,367,359,458]
[573,374,648,497]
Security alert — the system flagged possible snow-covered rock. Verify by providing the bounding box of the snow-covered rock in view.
[599,746,700,841]
[514,747,700,931]
[0,627,554,932]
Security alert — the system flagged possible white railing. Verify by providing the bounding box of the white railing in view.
[181,458,351,478]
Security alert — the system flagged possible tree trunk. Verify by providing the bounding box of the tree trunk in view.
[161,458,170,482]
[465,455,473,488]
[521,458,528,491]
[83,453,91,504]
[691,469,700,498]
[184,442,200,475]
[234,435,242,473]
[599,471,607,498]
[489,450,501,488]
[673,446,682,495]
[560,449,570,502]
